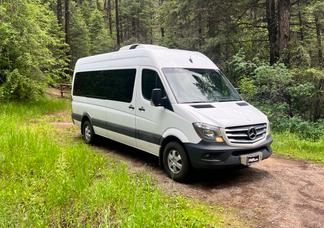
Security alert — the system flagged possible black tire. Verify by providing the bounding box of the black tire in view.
[82,120,95,144]
[163,141,190,182]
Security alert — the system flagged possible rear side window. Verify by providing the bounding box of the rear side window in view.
[73,69,136,102]
[141,69,165,100]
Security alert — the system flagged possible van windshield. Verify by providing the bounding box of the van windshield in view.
[162,68,241,103]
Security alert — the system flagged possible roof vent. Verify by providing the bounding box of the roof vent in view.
[119,44,168,51]
[129,44,140,49]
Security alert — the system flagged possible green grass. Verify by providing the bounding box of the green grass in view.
[272,132,324,163]
[0,99,243,227]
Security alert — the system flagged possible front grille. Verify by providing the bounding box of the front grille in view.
[225,123,267,144]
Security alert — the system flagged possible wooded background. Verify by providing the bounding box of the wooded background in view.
[0,0,323,138]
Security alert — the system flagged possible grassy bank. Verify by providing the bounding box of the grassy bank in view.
[272,132,324,163]
[0,99,242,227]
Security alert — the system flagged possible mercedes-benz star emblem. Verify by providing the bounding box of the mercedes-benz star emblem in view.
[247,127,257,140]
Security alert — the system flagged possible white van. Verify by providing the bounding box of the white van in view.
[72,44,272,181]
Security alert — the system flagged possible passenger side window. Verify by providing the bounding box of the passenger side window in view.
[73,69,136,102]
[141,69,165,100]
[101,69,136,102]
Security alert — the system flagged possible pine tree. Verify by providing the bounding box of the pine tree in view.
[88,9,114,54]
[69,3,91,66]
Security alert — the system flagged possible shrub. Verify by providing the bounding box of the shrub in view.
[288,45,311,68]
[270,116,324,141]
[238,77,256,101]
[0,69,44,100]
[229,51,323,140]
[0,1,68,100]
[226,50,258,86]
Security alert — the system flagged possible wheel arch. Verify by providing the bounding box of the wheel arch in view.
[159,129,190,167]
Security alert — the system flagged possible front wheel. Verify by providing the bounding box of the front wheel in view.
[163,142,190,182]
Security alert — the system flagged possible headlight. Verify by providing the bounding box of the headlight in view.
[193,122,224,142]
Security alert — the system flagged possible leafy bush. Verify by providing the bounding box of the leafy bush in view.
[227,51,323,140]
[295,68,324,120]
[0,69,44,100]
[287,45,311,68]
[264,112,324,140]
[226,50,258,86]
[0,1,68,100]
[238,77,256,101]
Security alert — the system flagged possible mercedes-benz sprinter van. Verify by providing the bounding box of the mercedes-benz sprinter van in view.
[71,44,272,181]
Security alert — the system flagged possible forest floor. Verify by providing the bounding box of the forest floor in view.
[51,109,324,228]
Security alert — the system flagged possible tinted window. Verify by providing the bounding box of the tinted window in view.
[141,69,165,100]
[73,69,136,102]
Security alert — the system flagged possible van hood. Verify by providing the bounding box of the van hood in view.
[182,101,268,128]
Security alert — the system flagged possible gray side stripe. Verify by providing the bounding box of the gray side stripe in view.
[72,113,82,121]
[93,118,136,138]
[72,113,161,145]
[136,130,161,145]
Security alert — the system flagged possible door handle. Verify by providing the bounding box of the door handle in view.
[138,107,145,112]
[128,105,135,110]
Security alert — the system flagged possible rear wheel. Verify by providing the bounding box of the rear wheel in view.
[163,141,190,182]
[82,120,95,144]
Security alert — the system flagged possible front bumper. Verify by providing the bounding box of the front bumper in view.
[184,135,273,169]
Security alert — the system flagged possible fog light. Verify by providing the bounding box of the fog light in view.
[215,136,224,143]
[203,153,211,159]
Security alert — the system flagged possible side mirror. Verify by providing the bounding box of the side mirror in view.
[151,88,162,106]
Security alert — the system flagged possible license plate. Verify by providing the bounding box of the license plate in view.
[240,152,262,166]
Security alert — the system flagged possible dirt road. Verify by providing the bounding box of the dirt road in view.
[91,136,324,228]
[51,116,323,228]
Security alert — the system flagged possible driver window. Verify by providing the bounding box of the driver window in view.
[141,69,166,100]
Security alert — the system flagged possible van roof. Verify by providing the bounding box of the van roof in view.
[74,44,218,72]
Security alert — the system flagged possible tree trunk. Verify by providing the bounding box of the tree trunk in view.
[108,0,113,36]
[266,0,279,64]
[150,14,153,44]
[57,0,63,26]
[132,18,136,38]
[137,13,140,40]
[198,12,203,48]
[207,14,215,37]
[96,0,99,9]
[120,16,123,42]
[64,0,70,46]
[297,0,304,41]
[160,27,165,38]
[159,0,164,39]
[278,0,290,54]
[314,14,323,67]
[104,0,113,35]
[313,79,323,120]
[64,0,71,71]
[115,0,120,48]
